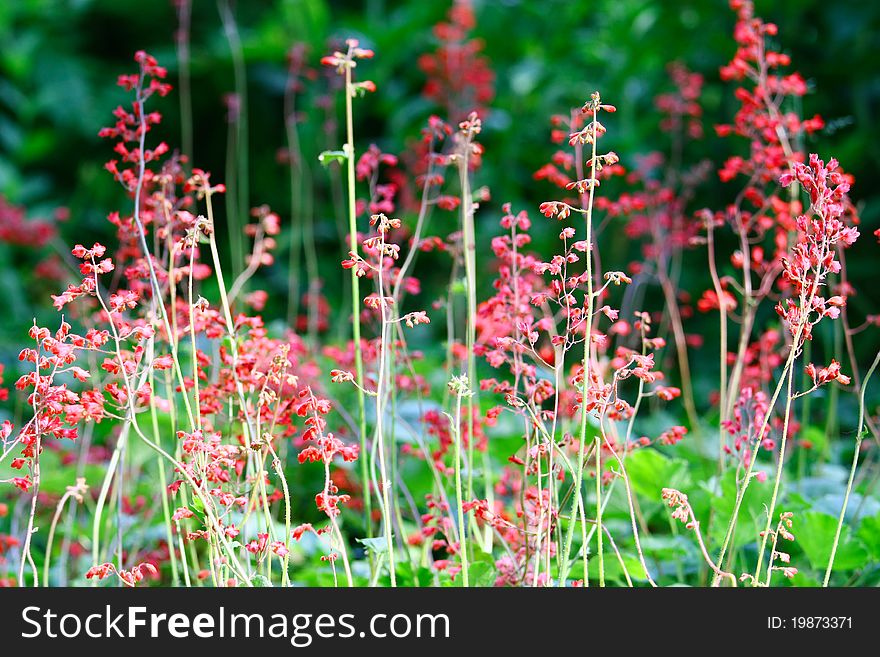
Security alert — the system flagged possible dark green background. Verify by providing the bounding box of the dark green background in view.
[1,0,878,363]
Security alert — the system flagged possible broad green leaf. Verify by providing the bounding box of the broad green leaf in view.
[189,495,207,526]
[707,470,768,546]
[785,571,820,587]
[356,535,390,555]
[797,511,868,572]
[250,574,272,587]
[625,448,691,503]
[468,560,497,587]
[586,550,629,585]
[856,512,880,561]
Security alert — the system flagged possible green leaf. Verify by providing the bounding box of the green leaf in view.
[798,511,868,572]
[356,535,390,555]
[318,150,347,167]
[640,534,698,562]
[785,571,820,587]
[250,574,272,587]
[394,563,435,588]
[586,551,628,585]
[189,495,207,526]
[621,554,652,582]
[2,449,104,497]
[625,448,691,503]
[706,470,768,545]
[467,560,496,587]
[856,512,880,560]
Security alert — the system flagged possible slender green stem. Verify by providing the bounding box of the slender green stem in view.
[203,189,257,446]
[43,484,83,586]
[218,0,248,278]
[594,435,604,586]
[658,271,699,430]
[373,225,397,586]
[707,218,727,426]
[267,449,292,586]
[342,63,372,536]
[92,425,127,577]
[823,348,880,586]
[712,339,792,585]
[753,354,795,581]
[558,105,599,586]
[599,416,656,586]
[175,0,193,162]
[713,278,818,585]
[453,385,470,587]
[457,122,485,552]
[150,368,180,586]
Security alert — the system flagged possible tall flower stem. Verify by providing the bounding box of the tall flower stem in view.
[203,188,256,445]
[174,0,193,162]
[218,0,249,278]
[657,272,699,430]
[456,118,488,550]
[42,479,86,587]
[451,378,470,586]
[706,216,728,506]
[823,348,880,585]
[713,274,820,585]
[284,70,320,341]
[343,61,372,535]
[712,328,793,584]
[752,352,796,580]
[374,221,397,585]
[558,99,601,586]
[149,367,180,586]
[19,341,43,586]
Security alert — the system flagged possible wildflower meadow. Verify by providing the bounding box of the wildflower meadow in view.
[0,0,879,591]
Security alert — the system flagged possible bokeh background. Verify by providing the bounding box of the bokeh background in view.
[1,0,878,364]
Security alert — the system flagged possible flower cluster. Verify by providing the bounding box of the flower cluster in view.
[776,155,859,344]
[418,0,495,122]
[99,51,172,193]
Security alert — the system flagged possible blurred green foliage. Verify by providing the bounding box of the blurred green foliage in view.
[1,0,878,364]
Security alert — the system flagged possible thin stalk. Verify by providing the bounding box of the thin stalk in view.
[457,125,481,536]
[150,366,180,586]
[373,226,397,585]
[452,384,470,587]
[713,275,819,585]
[322,458,354,587]
[284,75,319,338]
[19,338,44,586]
[218,0,248,277]
[43,481,86,586]
[838,249,880,443]
[752,353,795,580]
[88,261,249,583]
[724,302,757,421]
[594,435,604,586]
[558,105,600,586]
[823,348,880,585]
[175,0,193,162]
[343,62,371,531]
[599,415,657,586]
[658,270,699,430]
[92,425,128,577]
[704,213,732,564]
[203,189,258,446]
